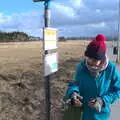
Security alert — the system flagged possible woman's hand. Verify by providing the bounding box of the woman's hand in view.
[88,97,103,112]
[71,92,83,107]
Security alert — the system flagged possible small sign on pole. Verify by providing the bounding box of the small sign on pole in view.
[43,27,57,50]
[44,52,58,76]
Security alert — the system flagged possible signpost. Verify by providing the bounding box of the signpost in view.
[33,0,58,120]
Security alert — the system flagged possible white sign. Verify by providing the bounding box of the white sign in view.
[43,28,57,50]
[44,53,58,76]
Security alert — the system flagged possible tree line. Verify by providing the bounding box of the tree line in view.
[59,36,118,41]
[0,31,118,42]
[0,31,29,42]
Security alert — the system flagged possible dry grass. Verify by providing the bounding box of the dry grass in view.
[0,40,88,120]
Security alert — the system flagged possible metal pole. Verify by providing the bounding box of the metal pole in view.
[116,0,120,63]
[32,1,51,120]
[45,75,51,120]
[44,0,50,27]
[44,1,51,120]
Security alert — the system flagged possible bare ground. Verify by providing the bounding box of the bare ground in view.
[0,41,88,120]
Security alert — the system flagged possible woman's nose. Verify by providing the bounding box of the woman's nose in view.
[93,61,101,66]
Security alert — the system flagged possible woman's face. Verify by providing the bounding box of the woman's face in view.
[87,58,104,67]
[85,57,107,75]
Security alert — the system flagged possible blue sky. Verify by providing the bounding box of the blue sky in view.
[0,0,119,37]
[0,0,43,14]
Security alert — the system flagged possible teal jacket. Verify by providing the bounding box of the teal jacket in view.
[65,60,120,120]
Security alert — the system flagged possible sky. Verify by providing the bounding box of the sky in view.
[0,0,119,37]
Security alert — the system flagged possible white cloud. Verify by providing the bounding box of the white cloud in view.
[50,0,118,37]
[84,0,118,10]
[50,1,117,29]
[0,13,12,24]
[0,11,43,37]
[58,20,117,37]
[0,0,118,37]
[52,2,76,18]
[70,0,84,8]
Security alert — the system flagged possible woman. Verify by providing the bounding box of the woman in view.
[64,34,120,120]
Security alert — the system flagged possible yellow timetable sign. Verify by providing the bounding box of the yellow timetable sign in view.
[43,28,57,50]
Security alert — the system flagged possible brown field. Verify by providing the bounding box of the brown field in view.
[0,41,88,120]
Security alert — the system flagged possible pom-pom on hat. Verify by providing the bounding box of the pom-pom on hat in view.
[85,34,107,60]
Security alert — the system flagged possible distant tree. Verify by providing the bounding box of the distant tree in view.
[59,36,67,41]
[0,31,29,42]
